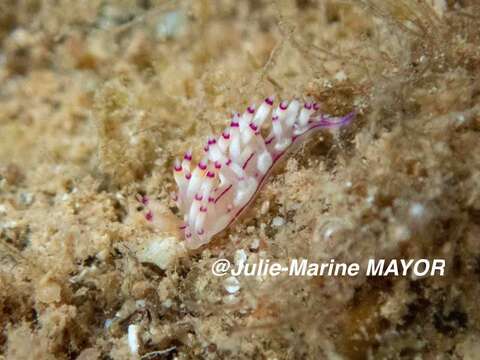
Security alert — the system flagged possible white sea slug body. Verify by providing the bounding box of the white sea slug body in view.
[167,96,355,249]
[138,97,354,249]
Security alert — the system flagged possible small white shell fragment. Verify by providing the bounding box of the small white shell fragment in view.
[393,224,411,242]
[0,204,6,215]
[223,294,239,305]
[335,70,347,81]
[96,249,109,261]
[135,300,146,309]
[260,200,270,215]
[1,220,17,229]
[431,0,447,16]
[19,192,34,205]
[162,299,172,308]
[250,238,260,250]
[234,249,247,267]
[272,217,285,227]
[137,236,184,270]
[156,10,185,38]
[409,202,425,218]
[224,276,240,294]
[128,324,140,355]
[323,79,333,88]
[324,226,338,240]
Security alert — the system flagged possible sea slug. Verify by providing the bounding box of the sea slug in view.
[143,97,354,249]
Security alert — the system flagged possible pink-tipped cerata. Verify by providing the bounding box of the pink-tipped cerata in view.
[174,96,355,249]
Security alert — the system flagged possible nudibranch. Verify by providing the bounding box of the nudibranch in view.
[143,97,354,249]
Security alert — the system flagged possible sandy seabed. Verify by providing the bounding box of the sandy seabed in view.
[1,1,480,359]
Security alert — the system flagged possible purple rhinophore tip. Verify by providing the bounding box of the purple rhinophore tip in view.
[226,159,232,166]
[265,97,274,106]
[272,115,279,122]
[145,210,153,222]
[203,145,209,152]
[247,106,255,114]
[184,152,192,161]
[194,194,203,201]
[230,121,239,128]
[265,136,274,145]
[249,123,258,131]
[200,206,207,212]
[186,232,192,238]
[313,103,320,111]
[208,196,215,202]
[197,229,205,235]
[214,161,222,169]
[222,131,230,139]
[179,224,187,230]
[199,162,207,170]
[280,101,288,110]
[185,172,192,180]
[206,171,215,178]
[304,102,312,110]
[208,138,216,145]
[139,195,149,205]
